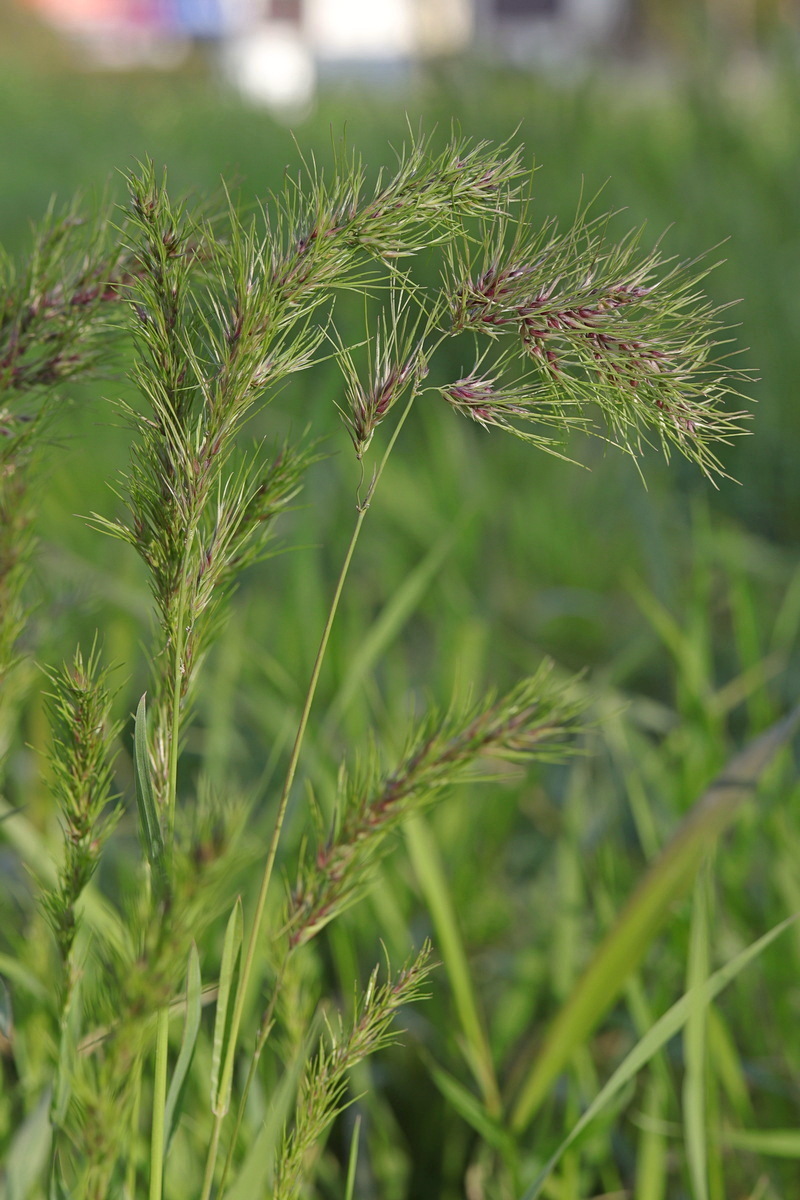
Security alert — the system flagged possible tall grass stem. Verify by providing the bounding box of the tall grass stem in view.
[202,389,419,1197]
[152,565,190,1197]
[149,1007,170,1200]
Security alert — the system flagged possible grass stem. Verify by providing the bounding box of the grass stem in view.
[199,1119,223,1200]
[215,958,287,1195]
[149,1006,170,1200]
[149,559,190,1197]
[125,1054,143,1199]
[166,560,190,843]
[205,390,419,1195]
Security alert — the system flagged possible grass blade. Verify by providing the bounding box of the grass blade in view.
[211,898,243,1117]
[511,705,800,1133]
[164,943,202,1155]
[133,694,167,889]
[224,1012,322,1200]
[4,1088,51,1200]
[722,1128,800,1157]
[406,813,503,1117]
[520,911,800,1200]
[635,1076,668,1200]
[683,867,711,1200]
[344,1115,361,1200]
[425,1054,516,1158]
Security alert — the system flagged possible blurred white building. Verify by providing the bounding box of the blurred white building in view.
[225,0,476,108]
[227,0,624,108]
[475,0,626,68]
[21,0,625,106]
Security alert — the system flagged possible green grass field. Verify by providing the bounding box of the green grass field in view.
[2,11,800,1199]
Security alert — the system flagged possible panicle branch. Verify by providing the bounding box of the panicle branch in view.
[335,289,430,459]
[345,132,525,257]
[267,130,525,309]
[440,354,588,457]
[0,193,130,419]
[0,195,130,697]
[272,943,433,1200]
[41,644,121,963]
[102,163,324,805]
[287,665,583,948]
[445,206,750,477]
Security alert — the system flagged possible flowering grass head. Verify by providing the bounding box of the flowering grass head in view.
[445,205,749,478]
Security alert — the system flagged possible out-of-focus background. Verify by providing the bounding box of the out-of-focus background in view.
[4,5,800,1194]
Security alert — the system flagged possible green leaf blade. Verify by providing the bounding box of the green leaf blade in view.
[210,898,243,1117]
[133,693,167,889]
[164,943,203,1156]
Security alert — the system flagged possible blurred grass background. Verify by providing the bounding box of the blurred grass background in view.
[3,2,800,1195]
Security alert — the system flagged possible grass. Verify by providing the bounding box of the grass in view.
[1,18,800,1200]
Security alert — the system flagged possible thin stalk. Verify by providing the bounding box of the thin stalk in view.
[166,559,190,842]
[200,1121,223,1200]
[125,1054,143,1199]
[149,1006,170,1200]
[202,390,419,1199]
[216,958,287,1194]
[150,555,190,1198]
[201,507,366,1200]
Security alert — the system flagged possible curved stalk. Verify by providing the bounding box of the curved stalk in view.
[201,390,419,1199]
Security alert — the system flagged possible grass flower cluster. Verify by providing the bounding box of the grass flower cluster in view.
[444,211,747,473]
[288,667,581,951]
[0,201,129,763]
[1,131,791,1200]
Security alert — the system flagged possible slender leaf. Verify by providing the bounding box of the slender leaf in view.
[707,1006,752,1119]
[211,899,243,1117]
[512,705,800,1132]
[635,1076,668,1200]
[722,1128,800,1158]
[406,814,502,1116]
[683,868,711,1200]
[224,1013,322,1200]
[425,1055,516,1158]
[164,943,202,1155]
[344,1116,361,1200]
[132,694,166,887]
[5,1088,52,1200]
[519,912,800,1199]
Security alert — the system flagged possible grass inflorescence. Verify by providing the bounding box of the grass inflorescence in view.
[0,129,794,1200]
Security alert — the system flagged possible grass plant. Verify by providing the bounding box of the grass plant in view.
[0,128,798,1200]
